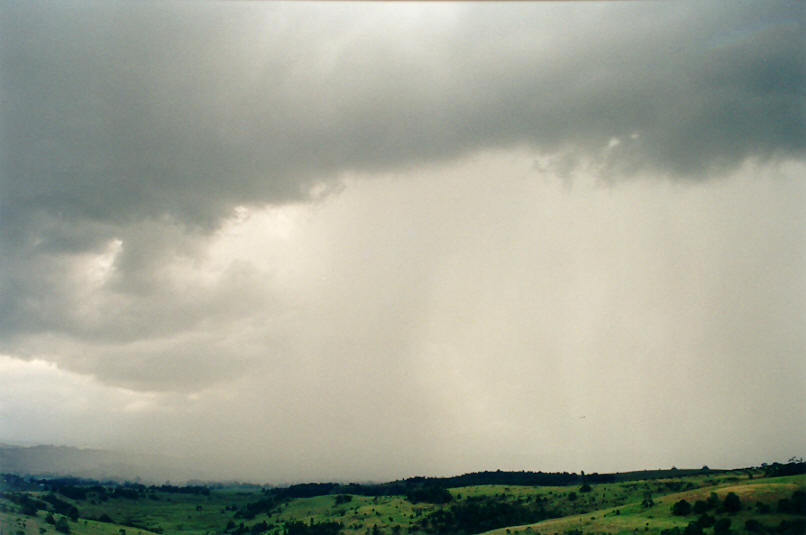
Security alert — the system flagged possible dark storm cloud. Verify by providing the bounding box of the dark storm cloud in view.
[2,1,802,232]
[0,0,803,389]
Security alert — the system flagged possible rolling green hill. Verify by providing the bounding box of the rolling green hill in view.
[1,464,803,535]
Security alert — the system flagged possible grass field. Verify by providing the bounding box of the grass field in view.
[1,468,803,535]
[479,475,806,535]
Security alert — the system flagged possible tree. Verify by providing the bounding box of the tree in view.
[334,494,352,506]
[672,500,691,516]
[722,492,741,513]
[579,484,592,493]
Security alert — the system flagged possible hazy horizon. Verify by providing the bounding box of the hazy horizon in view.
[0,442,793,486]
[1,1,804,484]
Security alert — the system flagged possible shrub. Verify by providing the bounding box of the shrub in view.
[745,519,762,532]
[756,502,771,514]
[714,518,731,534]
[778,498,791,513]
[55,517,70,534]
[696,514,715,528]
[692,500,709,514]
[776,519,806,535]
[683,521,703,535]
[778,490,806,514]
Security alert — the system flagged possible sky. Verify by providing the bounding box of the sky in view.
[0,0,804,483]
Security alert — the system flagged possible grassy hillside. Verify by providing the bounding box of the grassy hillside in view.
[1,465,803,535]
[479,475,806,535]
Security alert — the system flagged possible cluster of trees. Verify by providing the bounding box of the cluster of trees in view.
[4,491,80,520]
[405,485,453,504]
[416,496,556,534]
[400,470,616,488]
[762,459,806,478]
[44,513,71,533]
[6,475,216,502]
[664,516,806,535]
[333,494,352,505]
[235,496,280,520]
[272,483,341,499]
[42,493,80,520]
[152,483,211,496]
[1,473,36,490]
[668,490,806,535]
[227,519,342,535]
[226,519,277,535]
[284,520,343,535]
[672,492,742,517]
[777,490,806,515]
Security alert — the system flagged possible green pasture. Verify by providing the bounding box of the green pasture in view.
[479,474,806,535]
[1,470,802,535]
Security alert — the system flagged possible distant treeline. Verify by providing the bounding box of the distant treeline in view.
[6,463,804,506]
[1,467,718,505]
[264,468,722,502]
[0,474,211,500]
[262,471,592,503]
[402,470,616,487]
[763,461,806,478]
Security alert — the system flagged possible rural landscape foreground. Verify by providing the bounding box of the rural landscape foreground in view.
[1,459,804,535]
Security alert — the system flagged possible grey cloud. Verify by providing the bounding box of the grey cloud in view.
[2,1,802,233]
[0,0,804,392]
[2,161,803,481]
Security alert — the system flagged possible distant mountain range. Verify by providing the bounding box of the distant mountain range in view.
[0,444,203,482]
[1,443,731,489]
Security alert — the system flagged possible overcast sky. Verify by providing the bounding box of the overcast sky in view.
[1,0,804,483]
